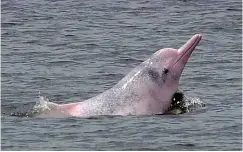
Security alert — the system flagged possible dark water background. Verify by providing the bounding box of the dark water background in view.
[1,0,242,150]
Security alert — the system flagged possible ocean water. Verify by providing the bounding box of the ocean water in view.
[1,0,242,150]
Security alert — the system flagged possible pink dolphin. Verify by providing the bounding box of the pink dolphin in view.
[43,34,202,117]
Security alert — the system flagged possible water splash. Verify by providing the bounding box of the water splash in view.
[9,94,52,117]
[167,90,205,115]
[31,95,51,114]
[184,96,205,112]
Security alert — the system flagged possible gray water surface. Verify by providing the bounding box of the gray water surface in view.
[1,0,242,150]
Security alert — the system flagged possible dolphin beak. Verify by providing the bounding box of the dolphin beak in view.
[176,34,202,65]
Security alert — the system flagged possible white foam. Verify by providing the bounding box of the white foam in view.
[184,97,205,112]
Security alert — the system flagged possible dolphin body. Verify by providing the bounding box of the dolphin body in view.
[43,34,202,117]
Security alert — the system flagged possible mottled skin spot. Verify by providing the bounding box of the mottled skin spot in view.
[147,68,160,82]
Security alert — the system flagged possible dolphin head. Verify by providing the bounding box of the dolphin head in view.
[139,34,202,113]
[148,34,202,84]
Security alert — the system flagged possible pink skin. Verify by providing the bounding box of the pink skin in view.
[43,34,202,117]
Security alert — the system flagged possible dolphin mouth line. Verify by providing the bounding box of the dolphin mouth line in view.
[172,34,202,67]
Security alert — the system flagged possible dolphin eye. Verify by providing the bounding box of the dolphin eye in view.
[163,68,169,74]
